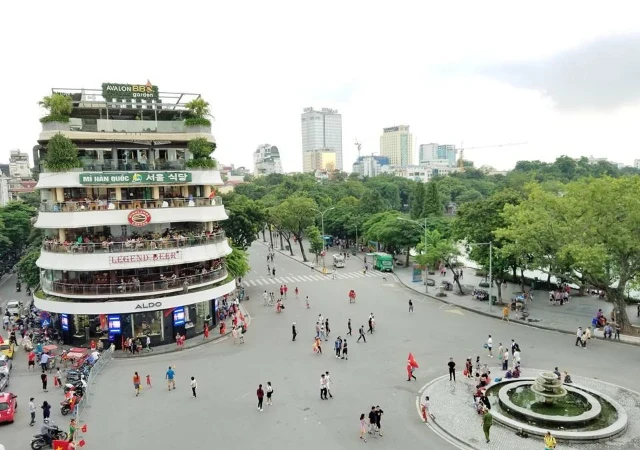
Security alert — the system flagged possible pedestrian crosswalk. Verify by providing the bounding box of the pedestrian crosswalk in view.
[243,270,391,287]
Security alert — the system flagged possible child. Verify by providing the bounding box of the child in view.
[55,368,62,388]
[359,413,367,442]
[146,374,152,388]
[421,395,430,422]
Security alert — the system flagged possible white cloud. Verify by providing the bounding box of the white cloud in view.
[1,0,640,172]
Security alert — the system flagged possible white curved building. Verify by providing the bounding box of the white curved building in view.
[33,84,235,347]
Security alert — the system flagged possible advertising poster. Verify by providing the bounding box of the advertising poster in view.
[412,265,423,283]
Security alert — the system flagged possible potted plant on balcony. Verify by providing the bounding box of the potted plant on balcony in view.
[43,133,82,172]
[186,138,217,169]
[39,93,73,131]
[184,98,213,132]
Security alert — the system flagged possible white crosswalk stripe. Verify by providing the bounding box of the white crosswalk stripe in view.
[243,270,389,287]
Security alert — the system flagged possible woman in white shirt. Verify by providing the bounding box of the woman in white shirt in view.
[266,381,273,405]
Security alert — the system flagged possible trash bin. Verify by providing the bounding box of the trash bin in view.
[531,281,536,290]
[439,286,445,295]
[491,295,497,305]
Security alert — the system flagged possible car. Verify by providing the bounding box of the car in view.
[5,300,21,317]
[0,343,14,359]
[0,392,17,423]
[0,355,11,373]
[0,371,8,391]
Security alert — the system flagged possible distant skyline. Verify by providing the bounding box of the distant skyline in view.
[2,1,640,173]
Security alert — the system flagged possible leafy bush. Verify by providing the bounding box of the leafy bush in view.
[43,133,82,172]
[40,114,71,123]
[186,159,217,169]
[39,93,72,119]
[185,117,211,127]
[225,246,250,277]
[187,138,217,168]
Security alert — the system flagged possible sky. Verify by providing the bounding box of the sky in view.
[1,0,639,173]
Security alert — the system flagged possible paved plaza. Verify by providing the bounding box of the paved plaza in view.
[2,242,640,450]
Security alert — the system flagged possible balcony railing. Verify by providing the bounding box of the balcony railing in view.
[78,158,187,171]
[41,267,227,297]
[40,196,223,212]
[42,230,227,254]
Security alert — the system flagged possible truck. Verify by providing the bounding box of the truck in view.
[370,252,394,272]
[332,254,345,268]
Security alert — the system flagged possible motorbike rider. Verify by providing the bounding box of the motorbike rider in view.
[40,418,57,447]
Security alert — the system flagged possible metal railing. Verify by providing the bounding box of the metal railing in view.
[42,230,226,254]
[40,196,223,212]
[77,158,187,171]
[79,345,114,412]
[42,267,227,297]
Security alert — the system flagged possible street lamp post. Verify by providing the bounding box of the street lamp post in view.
[398,217,429,293]
[314,207,335,268]
[355,225,358,252]
[468,241,493,311]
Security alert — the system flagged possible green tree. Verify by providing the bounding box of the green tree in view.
[498,177,640,331]
[39,93,73,122]
[18,192,42,209]
[359,190,387,215]
[362,212,422,265]
[0,202,36,250]
[184,98,213,126]
[423,181,443,216]
[43,133,82,172]
[410,183,425,219]
[415,229,464,293]
[305,225,324,262]
[221,194,266,250]
[225,246,250,278]
[18,249,41,288]
[270,196,318,261]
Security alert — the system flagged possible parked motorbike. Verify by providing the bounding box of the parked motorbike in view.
[30,426,68,449]
[60,394,82,415]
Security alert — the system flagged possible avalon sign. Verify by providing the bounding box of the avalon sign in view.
[102,81,159,99]
[108,251,181,265]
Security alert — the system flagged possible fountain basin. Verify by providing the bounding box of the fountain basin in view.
[498,381,601,426]
[486,378,628,442]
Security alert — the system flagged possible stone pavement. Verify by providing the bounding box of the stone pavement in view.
[420,367,640,450]
[262,238,640,344]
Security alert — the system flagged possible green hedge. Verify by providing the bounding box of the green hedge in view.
[185,117,211,127]
[40,114,70,123]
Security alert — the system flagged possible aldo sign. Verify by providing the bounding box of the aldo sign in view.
[135,301,162,310]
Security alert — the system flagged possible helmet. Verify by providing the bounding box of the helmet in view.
[43,418,50,424]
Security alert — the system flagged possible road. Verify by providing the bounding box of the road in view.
[2,245,639,449]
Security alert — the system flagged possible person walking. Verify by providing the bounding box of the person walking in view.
[575,327,583,346]
[421,395,431,422]
[341,339,348,360]
[375,406,384,437]
[447,357,456,381]
[41,400,51,420]
[325,318,331,340]
[320,374,328,400]
[265,381,273,405]
[334,337,342,358]
[409,299,413,313]
[190,376,197,398]
[502,305,510,322]
[347,318,352,336]
[367,315,374,334]
[544,430,557,449]
[133,371,141,397]
[28,350,36,371]
[257,384,264,411]
[357,325,366,343]
[40,371,48,392]
[359,413,368,442]
[581,328,588,348]
[486,335,493,357]
[272,268,276,277]
[55,368,62,388]
[284,284,288,298]
[407,360,417,381]
[502,349,509,371]
[513,348,521,368]
[482,407,493,443]
[325,371,334,398]
[166,366,176,391]
[292,322,297,341]
[146,374,152,388]
[29,397,36,426]
[146,335,152,351]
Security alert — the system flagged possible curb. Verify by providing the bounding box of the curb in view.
[259,240,328,275]
[396,275,640,347]
[113,305,252,359]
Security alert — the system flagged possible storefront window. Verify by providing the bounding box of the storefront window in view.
[192,300,210,332]
[133,311,163,338]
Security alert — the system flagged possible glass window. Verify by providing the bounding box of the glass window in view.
[133,311,163,338]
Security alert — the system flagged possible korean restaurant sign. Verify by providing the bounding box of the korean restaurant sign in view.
[79,172,192,185]
[102,80,159,99]
[108,251,182,266]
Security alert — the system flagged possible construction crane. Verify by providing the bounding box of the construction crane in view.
[457,142,527,171]
[354,139,362,158]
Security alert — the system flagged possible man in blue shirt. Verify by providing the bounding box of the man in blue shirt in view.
[166,366,176,391]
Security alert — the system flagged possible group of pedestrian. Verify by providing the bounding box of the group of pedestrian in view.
[359,405,384,442]
[256,381,274,411]
[575,326,592,348]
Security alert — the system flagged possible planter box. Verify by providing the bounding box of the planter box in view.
[42,121,70,132]
[185,124,212,134]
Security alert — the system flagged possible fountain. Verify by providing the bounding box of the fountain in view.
[485,371,628,442]
[530,371,567,403]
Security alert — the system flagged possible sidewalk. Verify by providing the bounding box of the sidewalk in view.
[260,239,640,345]
[112,303,251,359]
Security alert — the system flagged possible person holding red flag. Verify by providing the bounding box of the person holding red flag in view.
[407,353,419,381]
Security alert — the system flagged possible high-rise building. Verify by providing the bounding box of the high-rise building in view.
[0,174,10,207]
[352,155,390,178]
[9,149,31,178]
[253,144,283,176]
[380,125,413,167]
[419,143,457,166]
[302,149,337,173]
[33,82,236,347]
[301,107,343,171]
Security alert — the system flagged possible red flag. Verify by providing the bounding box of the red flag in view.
[78,439,86,447]
[408,353,419,368]
[81,424,88,432]
[53,440,70,450]
[0,335,4,344]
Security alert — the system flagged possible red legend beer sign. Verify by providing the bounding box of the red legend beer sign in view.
[127,209,151,227]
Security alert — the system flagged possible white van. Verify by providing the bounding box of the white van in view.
[332,254,345,268]
[5,301,21,317]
